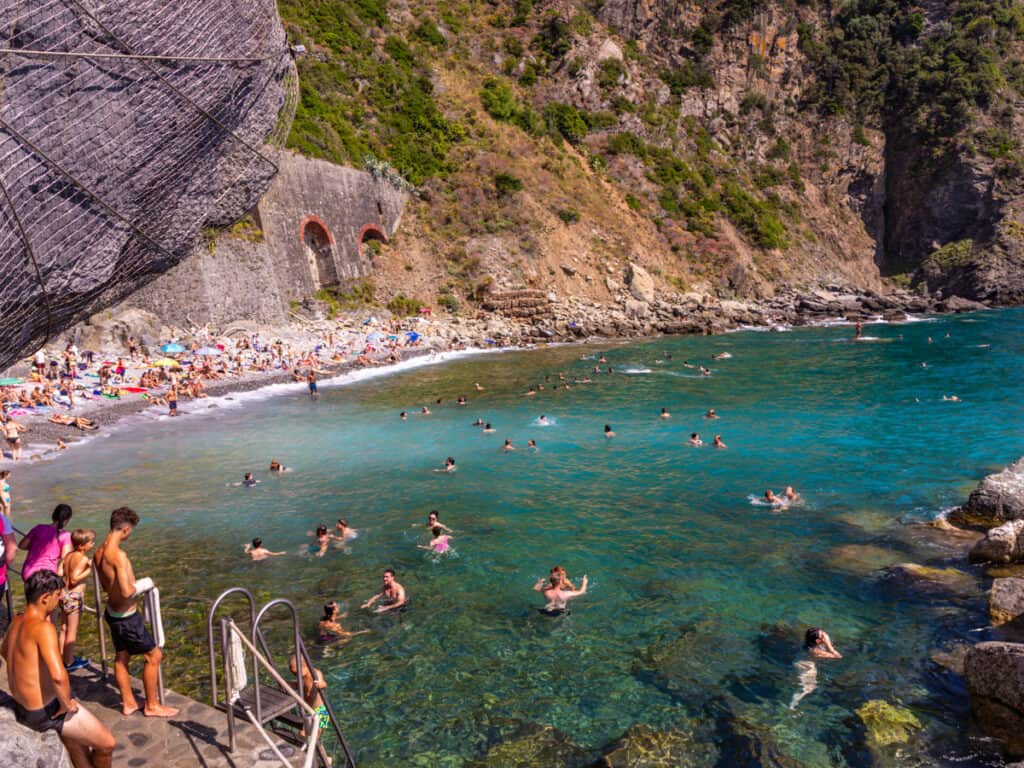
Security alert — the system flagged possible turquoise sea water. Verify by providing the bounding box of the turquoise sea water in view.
[11,309,1024,766]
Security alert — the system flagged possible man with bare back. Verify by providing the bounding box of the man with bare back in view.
[1,569,116,766]
[93,506,178,717]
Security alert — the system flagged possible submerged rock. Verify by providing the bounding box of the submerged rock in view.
[826,544,903,575]
[475,723,592,768]
[930,643,971,676]
[969,520,1024,564]
[714,715,808,768]
[855,700,923,747]
[954,458,1024,527]
[964,641,1024,757]
[884,563,979,595]
[633,621,755,698]
[991,579,1024,626]
[589,723,718,767]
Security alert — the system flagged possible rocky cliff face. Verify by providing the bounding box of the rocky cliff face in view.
[0,0,293,367]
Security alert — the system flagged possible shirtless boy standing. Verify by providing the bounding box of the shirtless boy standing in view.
[94,507,178,717]
[1,570,116,766]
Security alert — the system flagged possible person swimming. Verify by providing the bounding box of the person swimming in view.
[312,524,331,557]
[269,460,287,472]
[335,519,358,541]
[420,405,431,415]
[475,382,484,391]
[712,435,726,449]
[764,489,783,505]
[503,438,516,452]
[704,408,719,419]
[434,457,456,473]
[538,415,549,426]
[241,472,258,487]
[482,423,496,433]
[527,439,537,450]
[533,566,588,616]
[604,425,615,438]
[784,486,801,502]
[789,628,842,709]
[457,395,467,405]
[688,433,703,447]
[660,407,670,419]
[420,510,453,532]
[361,569,407,613]
[419,526,452,554]
[473,418,484,427]
[244,538,285,560]
[318,601,369,641]
[400,411,408,421]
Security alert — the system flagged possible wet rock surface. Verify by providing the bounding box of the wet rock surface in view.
[959,458,1024,527]
[589,723,718,767]
[991,578,1024,626]
[969,520,1024,564]
[965,642,1024,757]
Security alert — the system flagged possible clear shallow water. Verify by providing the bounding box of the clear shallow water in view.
[12,310,1024,766]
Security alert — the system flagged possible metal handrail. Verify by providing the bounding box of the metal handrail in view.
[207,587,258,711]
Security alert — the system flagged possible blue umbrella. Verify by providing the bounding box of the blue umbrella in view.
[406,331,420,343]
[160,343,185,354]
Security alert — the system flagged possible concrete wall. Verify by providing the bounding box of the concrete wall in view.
[127,150,407,327]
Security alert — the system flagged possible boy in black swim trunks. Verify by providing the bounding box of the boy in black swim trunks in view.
[1,570,116,766]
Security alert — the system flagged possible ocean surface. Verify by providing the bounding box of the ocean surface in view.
[11,309,1024,766]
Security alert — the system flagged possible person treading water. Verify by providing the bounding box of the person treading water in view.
[688,433,703,447]
[790,627,842,709]
[361,569,407,613]
[245,538,285,560]
[418,526,452,555]
[533,566,588,616]
[660,407,671,419]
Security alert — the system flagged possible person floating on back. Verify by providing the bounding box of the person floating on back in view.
[1,569,117,766]
[94,507,178,717]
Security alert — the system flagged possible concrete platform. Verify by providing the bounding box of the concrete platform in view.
[0,663,303,767]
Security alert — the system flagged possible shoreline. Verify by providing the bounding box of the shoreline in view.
[2,285,993,467]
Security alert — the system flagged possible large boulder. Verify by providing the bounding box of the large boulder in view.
[956,458,1024,526]
[626,263,655,303]
[964,641,1024,756]
[969,520,1024,564]
[991,579,1024,626]
[0,693,71,767]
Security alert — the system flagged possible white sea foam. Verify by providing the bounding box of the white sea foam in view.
[621,367,652,374]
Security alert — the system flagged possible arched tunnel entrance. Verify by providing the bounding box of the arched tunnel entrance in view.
[358,223,389,262]
[301,217,337,288]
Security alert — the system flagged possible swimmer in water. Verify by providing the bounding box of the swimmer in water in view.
[419,510,453,533]
[604,424,616,439]
[527,439,537,451]
[335,519,358,541]
[784,486,801,502]
[660,407,671,419]
[533,566,588,616]
[503,438,516,452]
[705,408,719,419]
[420,405,431,415]
[482,423,496,433]
[538,415,549,426]
[269,460,287,472]
[713,352,732,360]
[240,472,258,487]
[400,411,408,421]
[313,524,332,557]
[764,489,782,505]
[855,321,863,340]
[688,433,703,447]
[789,627,841,709]
[473,418,484,427]
[699,365,712,376]
[361,569,407,613]
[418,526,452,554]
[244,538,285,560]
[434,457,456,473]
[457,395,467,405]
[942,395,961,402]
[318,601,369,641]
[524,387,536,397]
[712,435,726,449]
[598,356,607,363]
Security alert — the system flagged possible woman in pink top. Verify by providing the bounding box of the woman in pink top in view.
[419,526,452,555]
[18,503,73,580]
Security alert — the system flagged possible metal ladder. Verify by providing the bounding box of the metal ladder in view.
[207,587,356,768]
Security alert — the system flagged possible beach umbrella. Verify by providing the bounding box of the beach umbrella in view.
[152,358,181,368]
[406,331,421,343]
[195,347,222,356]
[160,343,185,354]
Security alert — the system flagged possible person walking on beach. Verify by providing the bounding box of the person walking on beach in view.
[94,507,178,718]
[1,570,117,767]
[60,529,95,672]
[361,569,407,613]
[307,370,319,400]
[4,417,26,460]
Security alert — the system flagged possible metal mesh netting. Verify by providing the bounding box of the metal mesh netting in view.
[0,0,290,368]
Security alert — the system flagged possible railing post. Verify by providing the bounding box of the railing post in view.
[90,566,108,677]
[221,617,237,753]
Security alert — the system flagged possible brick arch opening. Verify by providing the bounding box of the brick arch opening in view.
[300,216,337,288]
[358,223,388,262]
